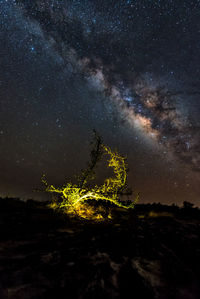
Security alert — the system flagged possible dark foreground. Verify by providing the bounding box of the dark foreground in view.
[0,198,200,299]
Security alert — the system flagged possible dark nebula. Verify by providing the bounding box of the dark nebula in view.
[0,0,199,205]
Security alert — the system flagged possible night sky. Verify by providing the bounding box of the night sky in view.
[0,0,199,205]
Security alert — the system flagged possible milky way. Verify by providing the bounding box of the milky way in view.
[15,0,200,171]
[0,0,200,204]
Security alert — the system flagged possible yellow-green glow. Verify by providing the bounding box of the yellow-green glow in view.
[42,144,139,220]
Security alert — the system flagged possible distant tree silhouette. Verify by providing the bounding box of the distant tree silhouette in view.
[183,201,194,209]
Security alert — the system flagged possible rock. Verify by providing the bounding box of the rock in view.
[0,198,200,298]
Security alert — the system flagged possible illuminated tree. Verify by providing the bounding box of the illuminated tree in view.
[42,131,139,220]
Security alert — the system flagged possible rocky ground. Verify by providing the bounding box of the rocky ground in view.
[0,198,200,299]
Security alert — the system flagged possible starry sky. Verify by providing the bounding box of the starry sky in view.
[0,0,200,205]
